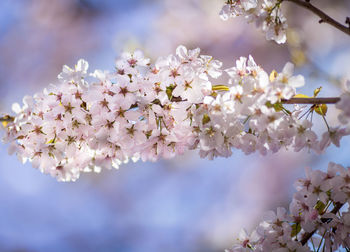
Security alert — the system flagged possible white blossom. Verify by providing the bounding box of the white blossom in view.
[2,46,347,182]
[220,0,288,44]
[228,162,350,251]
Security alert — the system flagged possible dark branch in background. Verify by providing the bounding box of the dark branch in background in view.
[284,0,350,36]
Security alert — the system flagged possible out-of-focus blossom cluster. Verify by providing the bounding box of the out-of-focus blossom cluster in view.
[220,0,287,44]
[336,81,350,125]
[226,162,350,252]
[2,45,348,181]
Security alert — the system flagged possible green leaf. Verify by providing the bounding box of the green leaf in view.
[269,70,278,82]
[265,101,273,108]
[293,94,310,98]
[166,84,176,100]
[212,85,230,91]
[315,200,326,214]
[273,102,283,112]
[202,114,211,125]
[314,104,327,116]
[291,223,301,237]
[313,87,322,97]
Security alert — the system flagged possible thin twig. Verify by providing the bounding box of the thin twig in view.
[284,0,350,36]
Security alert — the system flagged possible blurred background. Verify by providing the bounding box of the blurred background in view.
[0,0,350,251]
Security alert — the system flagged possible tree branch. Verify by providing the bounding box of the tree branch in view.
[281,97,340,104]
[0,97,341,123]
[284,0,350,37]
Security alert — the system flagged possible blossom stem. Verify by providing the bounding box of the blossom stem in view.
[243,115,251,124]
[321,115,330,132]
[311,237,316,251]
[283,0,350,36]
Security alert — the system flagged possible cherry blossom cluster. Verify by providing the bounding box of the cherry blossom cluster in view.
[226,162,350,252]
[220,0,287,44]
[2,45,348,181]
[336,81,350,125]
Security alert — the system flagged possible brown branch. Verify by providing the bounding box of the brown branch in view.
[281,97,340,104]
[0,97,341,123]
[284,0,350,36]
[300,202,344,246]
[172,97,341,104]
